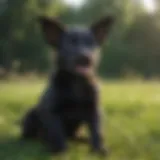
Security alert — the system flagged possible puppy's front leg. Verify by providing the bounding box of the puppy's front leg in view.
[87,109,108,156]
[38,109,66,153]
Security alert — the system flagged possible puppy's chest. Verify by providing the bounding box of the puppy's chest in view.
[56,83,94,118]
[61,83,91,105]
[72,83,87,99]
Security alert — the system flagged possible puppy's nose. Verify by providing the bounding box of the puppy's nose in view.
[76,55,91,66]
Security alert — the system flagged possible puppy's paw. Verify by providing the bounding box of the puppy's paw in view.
[89,147,109,157]
[46,145,67,155]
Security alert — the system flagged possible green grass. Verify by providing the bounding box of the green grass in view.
[0,79,160,160]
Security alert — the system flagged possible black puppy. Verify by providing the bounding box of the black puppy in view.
[21,16,114,155]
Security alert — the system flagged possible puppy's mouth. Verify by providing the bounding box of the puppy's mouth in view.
[74,57,93,76]
[75,66,92,76]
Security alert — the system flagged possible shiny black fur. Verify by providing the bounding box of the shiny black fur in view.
[21,16,114,155]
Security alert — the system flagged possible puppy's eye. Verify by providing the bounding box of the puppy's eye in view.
[70,37,78,45]
[84,38,94,46]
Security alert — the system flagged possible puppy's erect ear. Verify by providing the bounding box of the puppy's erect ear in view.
[39,17,65,47]
[90,16,114,45]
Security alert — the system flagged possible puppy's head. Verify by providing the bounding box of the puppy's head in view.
[39,16,114,76]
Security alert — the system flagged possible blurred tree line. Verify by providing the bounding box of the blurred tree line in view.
[0,0,160,78]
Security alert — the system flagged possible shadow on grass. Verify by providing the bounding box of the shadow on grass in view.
[0,138,50,160]
[0,137,102,160]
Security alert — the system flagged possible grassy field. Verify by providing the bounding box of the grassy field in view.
[0,79,160,160]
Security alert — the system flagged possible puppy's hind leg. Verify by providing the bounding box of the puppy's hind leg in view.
[21,108,40,140]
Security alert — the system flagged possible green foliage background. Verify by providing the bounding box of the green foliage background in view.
[0,0,160,78]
